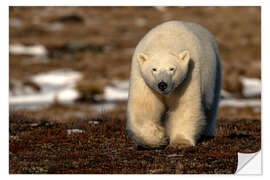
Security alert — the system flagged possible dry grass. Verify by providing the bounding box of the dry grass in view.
[9,108,261,174]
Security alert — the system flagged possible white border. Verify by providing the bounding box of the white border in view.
[0,2,9,178]
[3,0,268,179]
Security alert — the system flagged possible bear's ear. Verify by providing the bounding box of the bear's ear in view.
[137,53,148,65]
[178,50,190,63]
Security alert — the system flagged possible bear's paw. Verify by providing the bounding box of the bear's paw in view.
[170,134,195,148]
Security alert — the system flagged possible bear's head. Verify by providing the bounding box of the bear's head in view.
[137,50,190,96]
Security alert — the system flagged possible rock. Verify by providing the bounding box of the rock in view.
[221,89,234,99]
[167,154,184,158]
[10,18,22,27]
[47,22,63,31]
[88,120,99,125]
[154,6,168,12]
[135,18,147,27]
[52,14,84,23]
[67,129,84,135]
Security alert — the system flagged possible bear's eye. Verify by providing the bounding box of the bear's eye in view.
[152,68,157,72]
[169,67,175,71]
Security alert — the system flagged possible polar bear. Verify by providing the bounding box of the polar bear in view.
[126,21,221,149]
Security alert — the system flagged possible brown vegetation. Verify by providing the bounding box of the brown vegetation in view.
[9,107,260,174]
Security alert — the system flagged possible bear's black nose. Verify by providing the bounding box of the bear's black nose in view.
[158,82,168,91]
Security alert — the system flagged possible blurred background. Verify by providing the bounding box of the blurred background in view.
[9,7,261,174]
[9,6,261,120]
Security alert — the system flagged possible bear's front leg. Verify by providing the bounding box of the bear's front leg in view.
[166,93,206,148]
[127,108,168,148]
[127,89,168,148]
[128,120,168,149]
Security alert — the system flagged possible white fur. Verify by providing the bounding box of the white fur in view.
[126,21,221,148]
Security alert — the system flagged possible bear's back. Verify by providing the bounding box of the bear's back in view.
[134,21,218,62]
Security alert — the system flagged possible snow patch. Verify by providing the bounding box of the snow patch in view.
[31,70,81,86]
[90,102,116,113]
[57,88,80,102]
[241,77,261,98]
[104,81,129,101]
[10,79,39,96]
[220,99,261,107]
[10,44,48,57]
[9,69,82,110]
